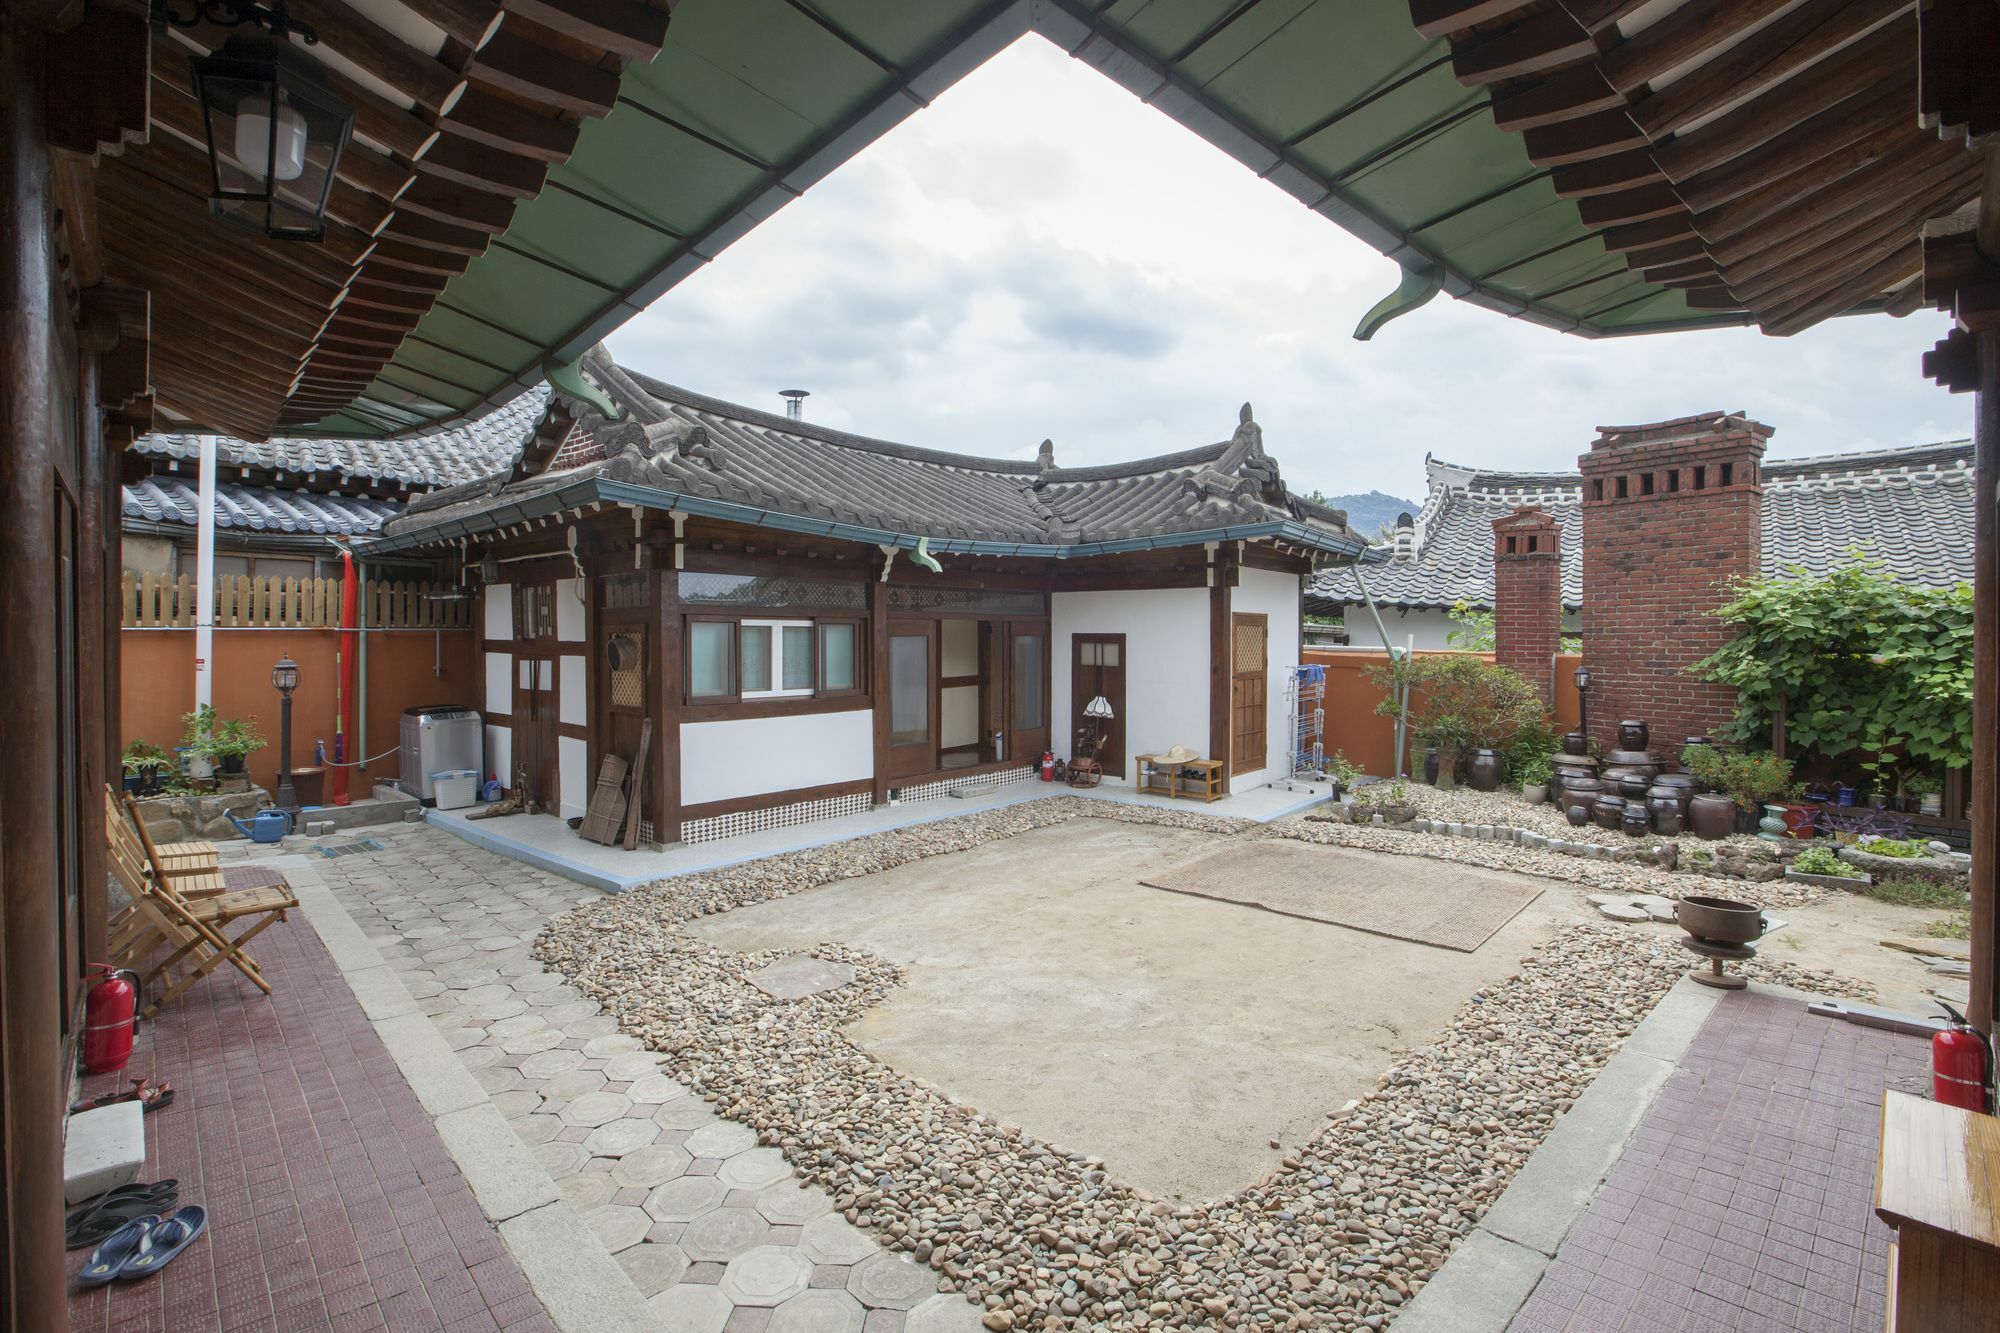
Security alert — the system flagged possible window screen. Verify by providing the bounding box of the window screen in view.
[740,625,772,693]
[689,622,733,697]
[820,623,857,691]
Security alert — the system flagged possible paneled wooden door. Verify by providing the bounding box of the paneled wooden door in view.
[886,618,938,779]
[513,583,559,808]
[1231,613,1267,776]
[1072,634,1126,777]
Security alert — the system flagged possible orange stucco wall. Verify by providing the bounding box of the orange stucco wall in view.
[121,628,478,796]
[1306,649,1583,778]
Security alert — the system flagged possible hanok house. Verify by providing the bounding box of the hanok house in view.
[1309,437,1974,650]
[364,350,1368,843]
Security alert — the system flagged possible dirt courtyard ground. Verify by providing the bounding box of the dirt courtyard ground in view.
[690,819,1594,1203]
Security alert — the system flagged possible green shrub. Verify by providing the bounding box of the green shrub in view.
[1854,837,1930,859]
[1924,913,1971,941]
[1868,875,1969,909]
[1791,846,1849,878]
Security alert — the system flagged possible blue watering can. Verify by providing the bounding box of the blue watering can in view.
[225,808,292,844]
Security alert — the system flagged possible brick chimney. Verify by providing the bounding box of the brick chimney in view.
[1491,506,1562,702]
[1578,412,1773,756]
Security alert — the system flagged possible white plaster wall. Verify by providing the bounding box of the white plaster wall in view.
[559,653,587,727]
[483,582,513,641]
[681,708,874,806]
[485,724,512,787]
[1232,566,1303,788]
[1329,606,1583,652]
[484,651,512,716]
[555,577,586,641]
[1051,588,1210,785]
[557,735,588,820]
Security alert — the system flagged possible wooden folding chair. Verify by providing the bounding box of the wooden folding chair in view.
[108,789,296,1015]
[105,786,220,886]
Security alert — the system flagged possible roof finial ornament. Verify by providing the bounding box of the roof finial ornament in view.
[1036,438,1055,474]
[1240,403,1253,426]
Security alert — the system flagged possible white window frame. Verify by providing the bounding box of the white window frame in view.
[740,619,816,699]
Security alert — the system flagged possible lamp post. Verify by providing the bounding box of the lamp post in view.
[1574,663,1593,746]
[273,652,299,812]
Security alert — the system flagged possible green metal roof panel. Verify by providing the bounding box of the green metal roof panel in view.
[316,0,1754,438]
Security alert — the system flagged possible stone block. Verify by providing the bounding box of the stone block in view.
[64,1101,144,1204]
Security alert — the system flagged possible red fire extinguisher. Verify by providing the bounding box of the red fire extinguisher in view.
[83,965,141,1075]
[1040,751,1056,782]
[1932,1002,1991,1113]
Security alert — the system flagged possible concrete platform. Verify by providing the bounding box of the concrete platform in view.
[428,778,1335,894]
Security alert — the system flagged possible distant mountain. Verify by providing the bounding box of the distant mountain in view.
[1302,489,1419,541]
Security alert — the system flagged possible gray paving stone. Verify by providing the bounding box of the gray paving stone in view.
[798,1214,877,1266]
[648,1176,730,1223]
[519,1048,587,1079]
[618,1241,693,1296]
[722,1246,814,1308]
[755,1181,833,1226]
[902,1295,985,1333]
[612,1143,694,1189]
[559,1172,617,1213]
[650,1283,733,1333]
[533,1140,591,1179]
[768,1290,867,1333]
[719,1148,791,1191]
[629,1073,690,1104]
[585,1117,661,1158]
[656,1099,721,1131]
[680,1206,770,1262]
[749,955,857,1000]
[588,1203,653,1252]
[846,1255,937,1311]
[686,1121,757,1159]
[562,1091,633,1128]
[605,1050,664,1081]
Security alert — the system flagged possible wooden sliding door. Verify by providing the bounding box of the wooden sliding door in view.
[1231,612,1267,775]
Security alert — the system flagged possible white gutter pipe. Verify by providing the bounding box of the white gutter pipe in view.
[194,434,216,712]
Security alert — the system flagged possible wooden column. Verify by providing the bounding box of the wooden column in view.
[0,18,68,1327]
[654,567,681,843]
[870,572,891,806]
[76,305,118,966]
[1969,325,1997,1035]
[1208,544,1233,787]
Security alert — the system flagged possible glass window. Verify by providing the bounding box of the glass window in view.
[820,623,858,692]
[890,635,929,744]
[689,622,733,697]
[781,625,814,691]
[1012,633,1044,730]
[1101,641,1120,668]
[739,625,772,692]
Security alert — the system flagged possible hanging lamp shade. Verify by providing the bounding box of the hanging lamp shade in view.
[189,31,353,241]
[1084,695,1115,720]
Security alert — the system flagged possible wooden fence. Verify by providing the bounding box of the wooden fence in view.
[120,572,474,630]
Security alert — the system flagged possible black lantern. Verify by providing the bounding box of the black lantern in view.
[272,652,299,811]
[1573,663,1593,743]
[171,1,354,241]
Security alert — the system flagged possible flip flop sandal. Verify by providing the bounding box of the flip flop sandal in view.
[75,1214,159,1287]
[118,1206,208,1281]
[70,1078,175,1116]
[65,1181,179,1249]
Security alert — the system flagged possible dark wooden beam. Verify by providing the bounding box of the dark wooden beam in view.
[1452,7,1597,86]
[376,210,493,256]
[413,135,549,198]
[1576,181,1684,227]
[1630,0,1912,138]
[1551,148,1662,198]
[1600,213,1697,254]
[1619,233,1707,269]
[1673,86,1914,215]
[1651,15,1915,182]
[1523,108,1647,166]
[1491,64,1625,132]
[45,7,150,158]
[394,176,518,233]
[1763,241,1920,334]
[432,88,581,164]
[1598,0,1793,95]
[465,28,620,118]
[1409,0,1534,41]
[1699,139,1970,256]
[368,237,476,277]
[283,0,468,114]
[406,0,507,50]
[501,0,671,61]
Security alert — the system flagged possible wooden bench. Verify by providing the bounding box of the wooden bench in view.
[1874,1088,2000,1332]
[1133,755,1226,803]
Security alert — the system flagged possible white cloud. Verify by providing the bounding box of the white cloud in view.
[609,34,1971,504]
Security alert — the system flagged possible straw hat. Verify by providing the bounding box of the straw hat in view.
[1160,744,1201,764]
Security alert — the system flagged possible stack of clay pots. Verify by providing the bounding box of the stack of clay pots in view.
[1599,721,1670,836]
[1552,731,1602,825]
[1552,720,1708,836]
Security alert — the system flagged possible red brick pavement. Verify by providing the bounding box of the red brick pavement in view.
[66,900,553,1333]
[1507,987,1931,1333]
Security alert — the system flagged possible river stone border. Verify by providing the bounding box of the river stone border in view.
[534,797,1872,1331]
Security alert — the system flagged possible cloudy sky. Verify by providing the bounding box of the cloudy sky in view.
[608,34,1971,505]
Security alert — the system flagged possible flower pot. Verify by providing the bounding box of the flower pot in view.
[1621,805,1650,837]
[1920,794,1943,817]
[1561,731,1589,757]
[1468,749,1503,792]
[1618,720,1649,751]
[1779,803,1816,839]
[1592,794,1627,831]
[1433,745,1461,791]
[1687,793,1737,840]
[1522,784,1549,806]
[1647,788,1685,835]
[217,754,247,776]
[121,774,142,794]
[1734,806,1759,835]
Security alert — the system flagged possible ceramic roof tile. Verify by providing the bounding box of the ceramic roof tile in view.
[135,387,550,489]
[382,352,1363,555]
[124,477,398,536]
[1311,441,1974,610]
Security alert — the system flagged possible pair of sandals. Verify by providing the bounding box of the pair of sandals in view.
[70,1077,174,1116]
[75,1203,208,1287]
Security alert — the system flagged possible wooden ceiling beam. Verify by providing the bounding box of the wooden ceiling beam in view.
[1407,0,1529,41]
[376,211,493,256]
[140,112,397,237]
[1600,213,1697,254]
[432,88,580,165]
[1698,137,1967,253]
[394,176,518,233]
[367,238,475,278]
[1635,256,1716,284]
[104,141,375,271]
[1674,86,1915,215]
[501,0,671,62]
[1575,181,1685,227]
[1523,108,1647,165]
[280,0,467,114]
[405,0,508,51]
[465,28,620,118]
[1630,0,1912,139]
[412,135,550,198]
[1737,223,1924,312]
[1618,233,1708,269]
[1598,0,1793,95]
[345,282,437,316]
[1651,15,1915,181]
[1552,148,1663,197]
[149,337,306,390]
[1764,241,1921,334]
[1726,172,1978,296]
[1452,8,1598,86]
[1491,64,1625,132]
[347,265,454,297]
[97,214,347,311]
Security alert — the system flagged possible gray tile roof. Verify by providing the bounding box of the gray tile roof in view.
[1311,441,1974,611]
[124,477,398,536]
[379,349,1364,556]
[135,387,550,490]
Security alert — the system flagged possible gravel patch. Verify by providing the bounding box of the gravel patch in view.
[534,796,1869,1331]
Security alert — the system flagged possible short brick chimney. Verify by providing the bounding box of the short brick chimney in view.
[1578,412,1773,755]
[1491,506,1562,701]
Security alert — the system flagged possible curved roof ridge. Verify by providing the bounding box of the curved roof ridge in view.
[1763,439,1973,477]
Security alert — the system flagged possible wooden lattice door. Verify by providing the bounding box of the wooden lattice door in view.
[1231,613,1267,775]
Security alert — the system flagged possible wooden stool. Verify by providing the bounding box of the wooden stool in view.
[1173,758,1226,803]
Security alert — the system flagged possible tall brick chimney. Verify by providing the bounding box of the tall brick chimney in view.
[1491,506,1563,703]
[1578,412,1772,756]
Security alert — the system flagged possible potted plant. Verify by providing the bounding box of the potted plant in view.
[1326,751,1361,802]
[182,705,267,782]
[1907,774,1944,818]
[120,740,174,795]
[1723,751,1793,835]
[1367,656,1544,794]
[1517,753,1552,805]
[1350,778,1418,825]
[1784,844,1872,890]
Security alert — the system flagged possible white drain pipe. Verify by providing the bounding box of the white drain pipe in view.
[194,433,216,712]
